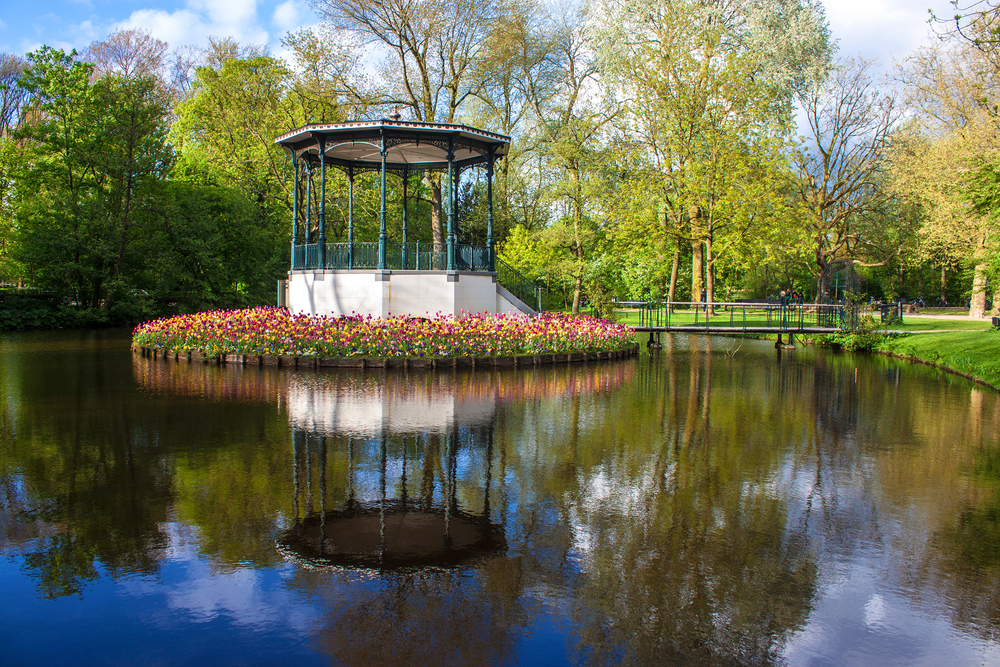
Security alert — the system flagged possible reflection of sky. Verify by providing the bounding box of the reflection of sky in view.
[772,432,1000,666]
[1,521,327,666]
[784,561,1000,666]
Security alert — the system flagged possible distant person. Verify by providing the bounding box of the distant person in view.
[701,288,707,313]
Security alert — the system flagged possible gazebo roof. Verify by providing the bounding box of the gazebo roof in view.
[274,119,510,172]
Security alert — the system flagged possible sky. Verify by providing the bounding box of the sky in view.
[0,0,966,70]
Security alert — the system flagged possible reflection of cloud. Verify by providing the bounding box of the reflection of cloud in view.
[863,593,886,628]
[121,521,316,631]
[784,562,1000,666]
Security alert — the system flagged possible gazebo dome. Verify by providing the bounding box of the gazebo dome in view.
[275,119,510,172]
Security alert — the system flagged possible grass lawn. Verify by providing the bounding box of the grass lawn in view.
[891,317,992,332]
[609,307,783,328]
[883,330,1000,389]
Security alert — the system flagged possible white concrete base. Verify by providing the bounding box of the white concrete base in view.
[286,270,533,318]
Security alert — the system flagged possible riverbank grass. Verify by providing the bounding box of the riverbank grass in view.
[881,331,1000,389]
[132,307,637,359]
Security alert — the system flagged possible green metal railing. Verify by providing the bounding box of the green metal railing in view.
[292,242,543,312]
[495,257,540,311]
[292,242,498,272]
[637,301,863,331]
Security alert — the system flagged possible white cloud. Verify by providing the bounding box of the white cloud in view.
[272,0,301,33]
[114,0,269,49]
[187,0,259,30]
[821,0,954,66]
[74,19,101,42]
[20,39,76,55]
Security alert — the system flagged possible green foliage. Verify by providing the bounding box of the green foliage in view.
[816,314,891,352]
[1,46,295,325]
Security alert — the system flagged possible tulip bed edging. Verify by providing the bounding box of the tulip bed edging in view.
[132,344,639,368]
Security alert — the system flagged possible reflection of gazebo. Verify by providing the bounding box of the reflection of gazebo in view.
[274,119,538,318]
[279,428,503,570]
[278,373,504,570]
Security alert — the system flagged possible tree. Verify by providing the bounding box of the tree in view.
[794,58,897,301]
[82,28,168,80]
[11,47,106,304]
[0,53,28,281]
[596,0,831,307]
[521,2,617,313]
[894,38,1000,316]
[309,0,507,243]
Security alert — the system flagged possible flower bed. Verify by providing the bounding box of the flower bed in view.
[132,308,636,359]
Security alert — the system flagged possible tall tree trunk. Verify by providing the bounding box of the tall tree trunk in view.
[425,172,444,244]
[971,262,988,319]
[940,265,947,305]
[705,236,715,315]
[691,239,703,306]
[690,206,702,305]
[668,245,679,313]
[814,256,829,304]
[570,167,584,315]
[896,255,904,297]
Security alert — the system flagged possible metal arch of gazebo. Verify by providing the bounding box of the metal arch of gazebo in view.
[275,119,510,275]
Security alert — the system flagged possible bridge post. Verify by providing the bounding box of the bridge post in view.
[775,333,783,349]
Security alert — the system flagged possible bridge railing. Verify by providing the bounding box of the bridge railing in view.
[636,301,860,331]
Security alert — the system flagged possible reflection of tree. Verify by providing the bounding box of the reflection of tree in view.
[931,438,1000,641]
[492,339,820,664]
[0,337,174,597]
[0,332,295,595]
[569,345,815,665]
[288,568,529,667]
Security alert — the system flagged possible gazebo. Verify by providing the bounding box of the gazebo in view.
[274,119,538,318]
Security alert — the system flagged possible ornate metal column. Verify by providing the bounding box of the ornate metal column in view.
[401,167,409,269]
[378,130,388,271]
[487,145,495,272]
[318,137,327,269]
[304,163,312,245]
[348,166,354,269]
[446,135,456,272]
[292,157,299,269]
[453,164,460,243]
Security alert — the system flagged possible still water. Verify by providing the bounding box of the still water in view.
[2,329,1000,666]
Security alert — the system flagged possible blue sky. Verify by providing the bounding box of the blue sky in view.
[0,0,318,58]
[0,0,962,70]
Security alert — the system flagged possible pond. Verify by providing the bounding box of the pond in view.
[2,329,1000,666]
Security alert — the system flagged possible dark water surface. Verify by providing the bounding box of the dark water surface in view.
[3,330,1000,666]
